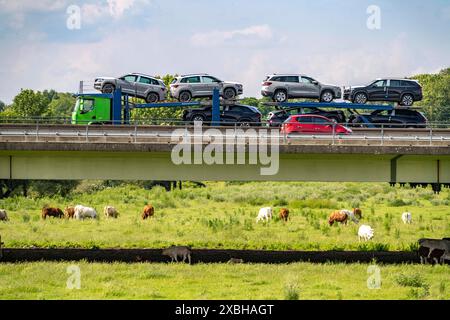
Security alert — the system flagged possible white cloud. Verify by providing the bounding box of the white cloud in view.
[81,0,149,24]
[191,25,273,47]
[0,0,69,12]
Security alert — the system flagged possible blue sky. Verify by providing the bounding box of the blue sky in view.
[0,0,449,103]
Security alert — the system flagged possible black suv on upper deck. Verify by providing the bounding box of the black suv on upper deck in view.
[348,108,427,128]
[344,78,423,106]
[267,107,346,127]
[182,104,262,126]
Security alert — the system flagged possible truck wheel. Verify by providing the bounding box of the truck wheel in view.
[273,90,287,103]
[353,92,368,104]
[223,87,236,100]
[320,90,334,103]
[102,84,115,94]
[179,91,192,102]
[400,94,414,106]
[146,92,159,103]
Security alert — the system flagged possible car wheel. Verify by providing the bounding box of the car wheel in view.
[179,91,192,102]
[354,92,368,104]
[273,90,287,103]
[191,114,205,124]
[320,90,334,103]
[102,84,115,94]
[223,87,236,100]
[146,92,159,103]
[400,94,414,106]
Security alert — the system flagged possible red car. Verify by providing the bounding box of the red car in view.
[280,114,352,135]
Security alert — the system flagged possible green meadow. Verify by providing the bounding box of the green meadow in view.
[0,181,449,250]
[0,262,448,300]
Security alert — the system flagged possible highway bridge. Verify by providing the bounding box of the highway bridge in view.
[0,124,449,185]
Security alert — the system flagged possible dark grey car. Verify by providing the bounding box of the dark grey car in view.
[344,78,423,106]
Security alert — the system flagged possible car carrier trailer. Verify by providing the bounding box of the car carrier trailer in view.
[72,85,408,127]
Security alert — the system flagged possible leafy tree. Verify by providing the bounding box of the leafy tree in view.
[9,89,50,118]
[0,100,5,112]
[45,93,76,118]
[413,68,450,122]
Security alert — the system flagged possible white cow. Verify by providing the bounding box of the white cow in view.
[401,212,412,224]
[0,209,8,221]
[256,207,273,223]
[74,205,97,220]
[358,225,374,241]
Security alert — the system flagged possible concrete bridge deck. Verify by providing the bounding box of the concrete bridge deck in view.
[0,125,449,182]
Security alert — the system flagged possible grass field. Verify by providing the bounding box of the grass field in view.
[0,262,448,300]
[0,181,449,251]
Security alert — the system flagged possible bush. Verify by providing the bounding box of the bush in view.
[395,274,428,288]
[388,198,410,207]
[284,283,299,300]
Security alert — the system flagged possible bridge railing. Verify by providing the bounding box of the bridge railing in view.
[1,119,450,146]
[1,117,450,128]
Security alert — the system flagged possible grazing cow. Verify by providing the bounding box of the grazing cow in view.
[256,207,272,223]
[41,207,64,219]
[64,206,75,219]
[429,248,445,265]
[279,208,289,222]
[358,225,374,241]
[401,212,412,224]
[142,205,154,220]
[418,238,450,265]
[0,209,8,221]
[418,246,431,264]
[104,206,119,218]
[328,210,348,226]
[74,205,97,220]
[353,208,362,219]
[162,246,191,264]
[441,251,450,264]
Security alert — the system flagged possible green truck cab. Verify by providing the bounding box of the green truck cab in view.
[71,96,113,125]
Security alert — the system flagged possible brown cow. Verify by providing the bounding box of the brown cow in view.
[64,206,75,219]
[142,205,155,220]
[279,208,289,222]
[328,210,348,226]
[42,207,64,219]
[353,208,362,220]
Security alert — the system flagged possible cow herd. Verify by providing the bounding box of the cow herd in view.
[256,207,419,243]
[0,205,154,222]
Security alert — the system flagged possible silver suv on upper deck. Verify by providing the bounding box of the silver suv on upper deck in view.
[261,74,342,103]
[94,73,167,103]
[170,74,243,102]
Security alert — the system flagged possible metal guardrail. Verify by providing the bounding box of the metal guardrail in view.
[1,120,450,146]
